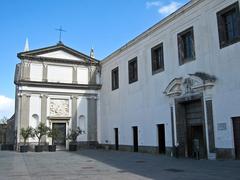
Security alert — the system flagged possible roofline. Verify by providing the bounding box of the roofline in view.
[18,42,100,62]
[101,0,203,64]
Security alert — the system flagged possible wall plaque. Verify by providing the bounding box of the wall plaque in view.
[217,123,227,131]
[50,99,69,117]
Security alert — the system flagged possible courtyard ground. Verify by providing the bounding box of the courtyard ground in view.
[0,149,239,180]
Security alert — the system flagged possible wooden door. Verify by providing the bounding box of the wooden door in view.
[157,124,166,154]
[52,123,66,149]
[132,126,138,152]
[233,117,240,159]
[114,128,119,150]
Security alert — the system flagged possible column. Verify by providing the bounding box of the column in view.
[72,66,78,84]
[71,96,78,130]
[87,96,97,141]
[22,62,30,81]
[40,94,48,124]
[42,63,48,82]
[20,94,30,128]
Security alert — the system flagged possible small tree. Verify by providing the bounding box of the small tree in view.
[47,127,61,145]
[0,116,8,125]
[20,127,34,145]
[34,122,48,145]
[67,127,82,143]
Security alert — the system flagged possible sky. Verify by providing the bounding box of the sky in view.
[0,0,189,119]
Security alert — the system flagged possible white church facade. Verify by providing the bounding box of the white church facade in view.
[15,42,101,149]
[15,0,240,159]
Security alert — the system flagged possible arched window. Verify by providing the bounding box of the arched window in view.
[32,114,39,128]
[78,115,86,133]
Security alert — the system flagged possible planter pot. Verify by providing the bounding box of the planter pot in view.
[48,145,56,152]
[1,144,14,151]
[35,145,43,152]
[69,144,77,151]
[20,145,28,153]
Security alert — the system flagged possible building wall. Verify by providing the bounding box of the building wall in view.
[100,0,240,158]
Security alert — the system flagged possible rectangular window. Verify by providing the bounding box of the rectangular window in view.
[128,57,138,84]
[151,43,164,74]
[178,27,195,65]
[112,67,119,90]
[217,2,240,48]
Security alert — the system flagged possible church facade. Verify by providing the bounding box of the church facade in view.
[15,0,240,159]
[15,42,101,149]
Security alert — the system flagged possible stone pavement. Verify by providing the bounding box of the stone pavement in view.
[0,150,239,180]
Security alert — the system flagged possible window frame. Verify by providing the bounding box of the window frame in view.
[177,26,196,65]
[111,67,119,91]
[128,57,138,84]
[217,2,240,49]
[151,42,165,75]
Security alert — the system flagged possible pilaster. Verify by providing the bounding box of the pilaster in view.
[72,66,78,84]
[87,96,97,141]
[42,63,48,82]
[71,96,78,130]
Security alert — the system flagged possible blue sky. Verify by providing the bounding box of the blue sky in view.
[0,0,189,119]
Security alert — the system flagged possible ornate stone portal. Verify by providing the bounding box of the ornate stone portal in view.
[50,99,69,117]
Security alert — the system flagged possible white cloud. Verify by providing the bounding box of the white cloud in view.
[146,1,161,8]
[0,95,14,119]
[158,2,183,16]
[146,1,184,16]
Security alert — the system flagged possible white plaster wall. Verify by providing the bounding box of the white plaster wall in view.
[100,0,240,150]
[77,67,88,84]
[29,95,41,142]
[47,65,72,83]
[38,50,84,61]
[77,97,88,141]
[30,63,43,81]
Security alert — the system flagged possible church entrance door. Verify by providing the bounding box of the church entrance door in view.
[52,123,66,150]
[176,98,207,159]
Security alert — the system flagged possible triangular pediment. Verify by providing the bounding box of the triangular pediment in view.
[37,50,84,61]
[17,42,98,63]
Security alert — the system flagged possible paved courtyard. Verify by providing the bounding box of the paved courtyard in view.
[0,150,239,180]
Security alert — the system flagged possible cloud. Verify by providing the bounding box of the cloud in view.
[0,95,14,119]
[158,2,183,16]
[146,1,184,16]
[146,1,161,8]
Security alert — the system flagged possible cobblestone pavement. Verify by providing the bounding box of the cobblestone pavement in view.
[0,150,239,180]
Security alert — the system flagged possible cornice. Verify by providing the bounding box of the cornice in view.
[15,80,102,90]
[101,0,204,64]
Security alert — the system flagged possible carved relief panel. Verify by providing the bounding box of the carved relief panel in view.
[49,99,69,117]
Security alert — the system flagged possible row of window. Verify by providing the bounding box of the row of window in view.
[112,2,240,91]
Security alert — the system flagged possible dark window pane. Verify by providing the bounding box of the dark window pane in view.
[178,27,195,65]
[217,2,240,48]
[112,67,119,90]
[128,57,138,84]
[151,43,164,74]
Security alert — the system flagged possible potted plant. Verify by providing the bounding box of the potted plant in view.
[67,127,82,151]
[34,122,48,152]
[47,127,61,152]
[19,127,34,153]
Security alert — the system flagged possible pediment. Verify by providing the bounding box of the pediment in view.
[164,72,216,97]
[17,43,98,63]
[37,50,84,61]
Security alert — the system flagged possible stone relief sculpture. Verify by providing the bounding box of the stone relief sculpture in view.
[50,99,69,117]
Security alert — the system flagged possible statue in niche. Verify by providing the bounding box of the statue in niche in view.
[50,99,69,117]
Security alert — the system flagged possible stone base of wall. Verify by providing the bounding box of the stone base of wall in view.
[99,144,174,156]
[77,141,99,149]
[216,148,235,160]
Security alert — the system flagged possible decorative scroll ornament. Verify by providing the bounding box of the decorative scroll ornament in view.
[50,99,69,117]
[164,72,216,97]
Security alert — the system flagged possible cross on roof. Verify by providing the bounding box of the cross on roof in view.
[55,26,66,43]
